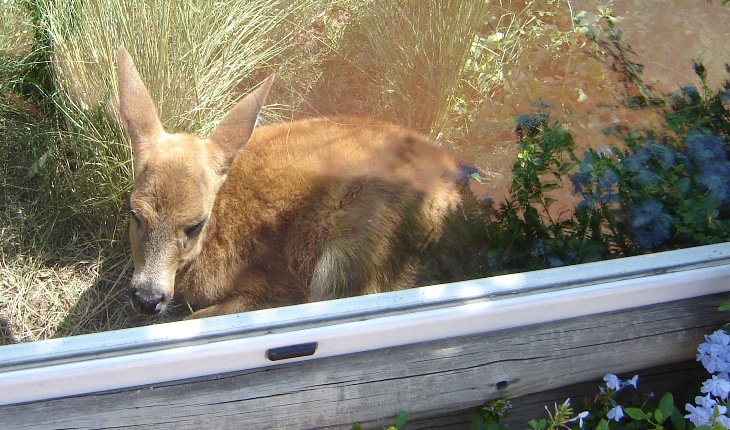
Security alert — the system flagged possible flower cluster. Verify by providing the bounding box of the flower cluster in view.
[698,330,730,375]
[684,132,730,206]
[571,150,620,212]
[627,199,672,249]
[686,329,730,427]
[569,127,730,251]
[479,61,730,275]
[600,373,639,422]
[622,139,678,182]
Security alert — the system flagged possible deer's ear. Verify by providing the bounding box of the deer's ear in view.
[117,46,164,169]
[207,74,274,166]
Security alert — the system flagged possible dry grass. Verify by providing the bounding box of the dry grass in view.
[0,181,141,343]
[0,0,33,57]
[449,0,582,185]
[342,0,490,134]
[297,0,490,135]
[0,250,124,343]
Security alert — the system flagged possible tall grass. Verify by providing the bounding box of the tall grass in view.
[0,48,84,342]
[359,0,491,134]
[305,0,490,135]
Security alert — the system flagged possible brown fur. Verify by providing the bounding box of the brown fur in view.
[118,47,468,318]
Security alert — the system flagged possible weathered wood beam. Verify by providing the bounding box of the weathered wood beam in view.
[3,243,729,408]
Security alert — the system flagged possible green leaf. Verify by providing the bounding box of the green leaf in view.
[669,407,686,430]
[694,61,708,82]
[528,418,547,430]
[624,407,648,420]
[394,411,408,429]
[541,183,560,192]
[559,161,575,174]
[471,415,487,430]
[486,420,506,430]
[471,172,486,184]
[352,424,362,430]
[676,177,691,195]
[654,409,663,424]
[657,393,674,424]
[718,300,730,312]
[597,418,609,430]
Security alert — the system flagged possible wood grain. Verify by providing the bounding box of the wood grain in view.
[1,292,727,429]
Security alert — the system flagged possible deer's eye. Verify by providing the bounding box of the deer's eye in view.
[129,210,142,228]
[184,219,206,238]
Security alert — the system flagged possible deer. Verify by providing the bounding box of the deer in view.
[117,46,475,318]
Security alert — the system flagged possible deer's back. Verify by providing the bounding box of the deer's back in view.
[182,117,465,309]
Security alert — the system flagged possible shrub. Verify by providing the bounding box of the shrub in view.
[467,62,730,275]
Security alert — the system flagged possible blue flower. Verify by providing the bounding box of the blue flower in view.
[515,113,549,136]
[685,402,713,427]
[623,147,650,174]
[686,395,727,427]
[699,343,730,374]
[683,133,730,204]
[698,330,730,374]
[696,394,720,410]
[685,133,728,166]
[603,374,620,390]
[571,151,597,196]
[634,169,660,187]
[602,374,639,393]
[645,140,677,170]
[627,200,672,248]
[707,329,730,347]
[607,406,624,422]
[548,257,566,268]
[716,414,730,428]
[571,172,591,195]
[598,168,619,191]
[531,240,545,257]
[568,410,590,427]
[697,165,730,205]
[571,152,620,207]
[702,375,730,399]
[625,375,639,389]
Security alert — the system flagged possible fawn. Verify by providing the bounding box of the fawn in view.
[118,47,475,318]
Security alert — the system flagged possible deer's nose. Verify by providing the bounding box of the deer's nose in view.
[130,287,168,315]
